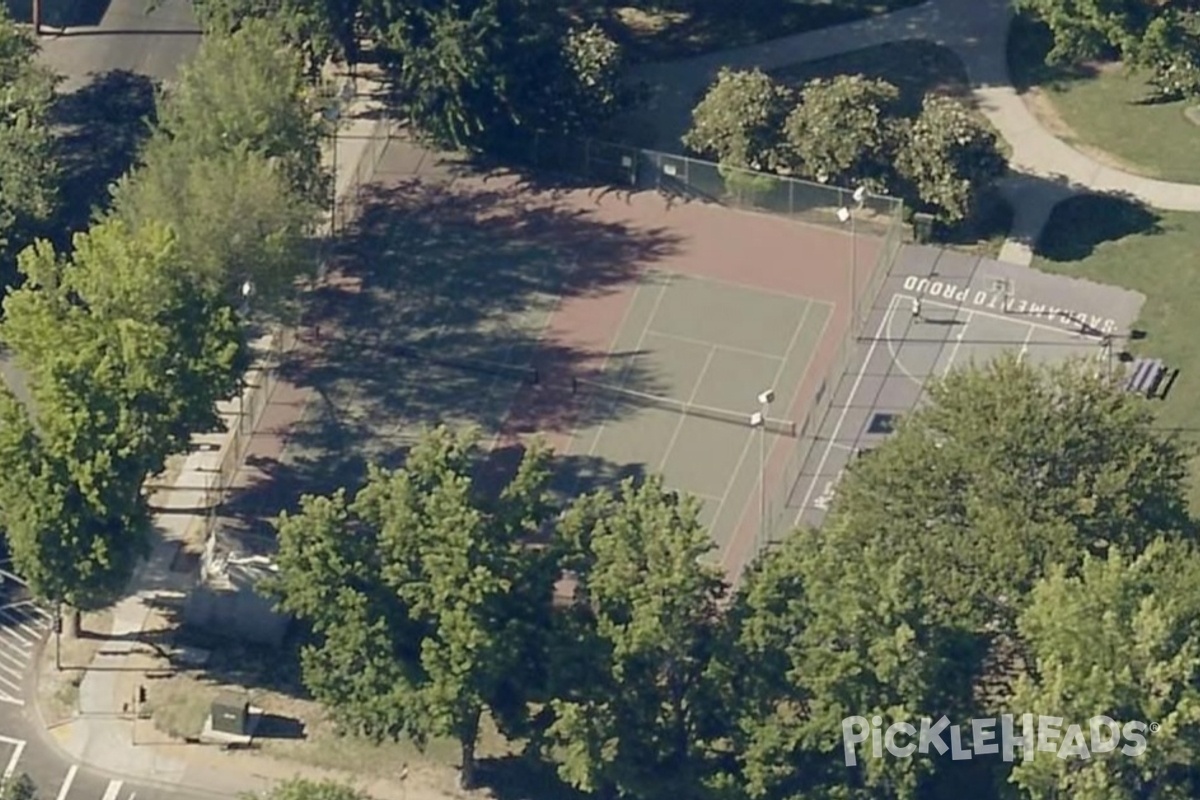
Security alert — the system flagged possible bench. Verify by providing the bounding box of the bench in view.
[1124,357,1167,397]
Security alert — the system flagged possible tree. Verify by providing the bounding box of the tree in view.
[824,355,1189,635]
[370,0,627,149]
[0,220,245,618]
[546,477,729,800]
[1016,0,1200,99]
[721,516,957,800]
[682,68,792,171]
[152,19,327,206]
[1008,539,1200,799]
[894,95,1007,222]
[0,9,59,267]
[109,143,318,307]
[269,427,556,789]
[0,773,37,800]
[246,778,369,800]
[780,75,899,187]
[191,0,356,79]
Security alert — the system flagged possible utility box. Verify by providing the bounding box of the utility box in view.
[210,692,249,736]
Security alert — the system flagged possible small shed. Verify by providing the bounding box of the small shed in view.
[211,691,249,736]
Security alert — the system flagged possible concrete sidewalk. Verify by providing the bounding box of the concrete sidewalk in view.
[37,74,397,797]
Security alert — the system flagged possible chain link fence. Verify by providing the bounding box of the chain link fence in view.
[493,132,907,556]
[199,87,395,540]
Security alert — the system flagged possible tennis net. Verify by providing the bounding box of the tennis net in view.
[392,343,540,385]
[572,376,796,436]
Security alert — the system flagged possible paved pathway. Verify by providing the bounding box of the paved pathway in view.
[631,0,1200,264]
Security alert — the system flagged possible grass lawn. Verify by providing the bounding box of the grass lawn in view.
[1008,14,1200,184]
[1034,195,1200,505]
[614,0,923,62]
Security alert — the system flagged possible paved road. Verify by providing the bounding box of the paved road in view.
[38,0,201,91]
[0,568,233,800]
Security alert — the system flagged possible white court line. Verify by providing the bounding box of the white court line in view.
[884,304,930,389]
[55,765,77,800]
[903,293,1104,340]
[656,346,718,473]
[669,270,841,306]
[644,329,786,363]
[796,294,899,522]
[719,298,821,566]
[586,275,674,458]
[0,736,24,781]
[101,780,123,800]
[1018,324,1035,360]
[941,309,974,377]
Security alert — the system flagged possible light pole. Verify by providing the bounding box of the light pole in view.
[750,388,775,552]
[837,186,867,332]
[239,280,254,435]
[53,604,61,671]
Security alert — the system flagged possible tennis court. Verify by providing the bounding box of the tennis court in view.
[557,271,832,563]
[787,245,1148,529]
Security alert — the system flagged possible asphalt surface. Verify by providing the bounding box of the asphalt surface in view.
[0,570,225,800]
[0,4,221,798]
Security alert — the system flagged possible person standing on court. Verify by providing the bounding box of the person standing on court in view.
[911,296,923,323]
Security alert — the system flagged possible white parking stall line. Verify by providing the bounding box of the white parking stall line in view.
[101,780,123,800]
[0,735,25,781]
[0,608,44,640]
[54,765,77,800]
[0,648,26,671]
[0,659,23,681]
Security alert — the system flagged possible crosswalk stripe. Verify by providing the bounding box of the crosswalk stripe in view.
[0,692,24,707]
[54,765,76,800]
[0,660,23,680]
[2,738,24,781]
[0,673,22,695]
[101,780,123,800]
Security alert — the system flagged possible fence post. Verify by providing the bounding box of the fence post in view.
[789,180,795,216]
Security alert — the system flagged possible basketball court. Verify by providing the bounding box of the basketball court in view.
[787,245,1148,529]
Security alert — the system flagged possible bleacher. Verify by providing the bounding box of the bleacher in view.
[1124,357,1168,398]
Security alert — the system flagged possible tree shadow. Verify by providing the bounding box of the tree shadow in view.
[475,753,592,800]
[1033,193,1162,262]
[1006,13,1104,93]
[49,69,157,244]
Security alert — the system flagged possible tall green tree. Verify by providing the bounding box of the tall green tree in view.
[683,68,792,171]
[247,778,369,800]
[722,529,939,800]
[0,220,244,616]
[546,477,729,800]
[826,355,1189,634]
[894,95,1007,222]
[270,427,556,788]
[1008,539,1200,800]
[780,75,899,188]
[151,18,327,206]
[1017,0,1200,98]
[0,9,59,267]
